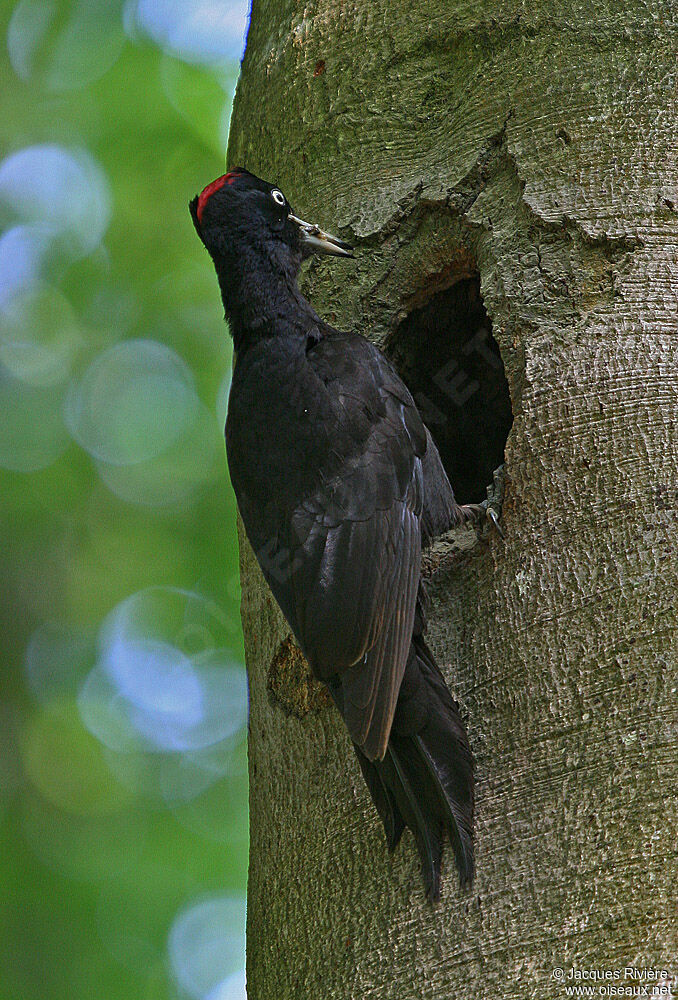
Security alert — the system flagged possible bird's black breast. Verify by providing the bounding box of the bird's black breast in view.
[226,330,426,537]
[226,332,354,546]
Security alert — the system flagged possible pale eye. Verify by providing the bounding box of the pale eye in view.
[271,189,285,206]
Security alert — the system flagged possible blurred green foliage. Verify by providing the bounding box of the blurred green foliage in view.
[0,2,249,998]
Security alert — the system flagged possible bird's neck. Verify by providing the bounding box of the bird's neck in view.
[215,249,320,354]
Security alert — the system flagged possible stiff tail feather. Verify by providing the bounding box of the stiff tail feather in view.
[353,636,474,899]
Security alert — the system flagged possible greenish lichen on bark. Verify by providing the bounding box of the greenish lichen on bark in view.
[228,2,678,997]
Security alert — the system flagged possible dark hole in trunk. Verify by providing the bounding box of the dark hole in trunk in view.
[387,276,513,504]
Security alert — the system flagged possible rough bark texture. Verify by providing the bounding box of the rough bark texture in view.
[227,2,678,997]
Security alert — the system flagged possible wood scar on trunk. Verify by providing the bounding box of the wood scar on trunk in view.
[268,634,330,717]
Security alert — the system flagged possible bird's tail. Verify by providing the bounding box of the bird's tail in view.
[353,635,474,900]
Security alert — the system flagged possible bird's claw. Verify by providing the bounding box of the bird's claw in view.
[485,505,505,539]
[458,465,506,540]
[483,463,506,539]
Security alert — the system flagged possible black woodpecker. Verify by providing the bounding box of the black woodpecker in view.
[190,168,486,898]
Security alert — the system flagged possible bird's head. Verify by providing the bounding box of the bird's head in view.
[189,168,353,282]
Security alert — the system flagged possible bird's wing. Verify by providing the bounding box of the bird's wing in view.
[259,331,426,760]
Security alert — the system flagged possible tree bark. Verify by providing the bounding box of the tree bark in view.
[227,2,678,996]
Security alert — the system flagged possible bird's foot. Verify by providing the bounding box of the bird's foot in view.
[458,465,506,539]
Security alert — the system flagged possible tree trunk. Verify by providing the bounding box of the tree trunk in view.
[227,2,678,996]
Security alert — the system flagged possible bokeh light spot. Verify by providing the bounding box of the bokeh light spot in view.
[107,636,204,729]
[99,585,238,669]
[0,224,53,308]
[0,285,82,386]
[8,0,126,92]
[128,0,249,66]
[168,895,246,1000]
[78,667,145,754]
[206,969,247,1000]
[65,339,199,465]
[79,588,247,756]
[94,400,222,506]
[0,144,111,257]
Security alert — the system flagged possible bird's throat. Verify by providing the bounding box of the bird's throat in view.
[215,251,319,353]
